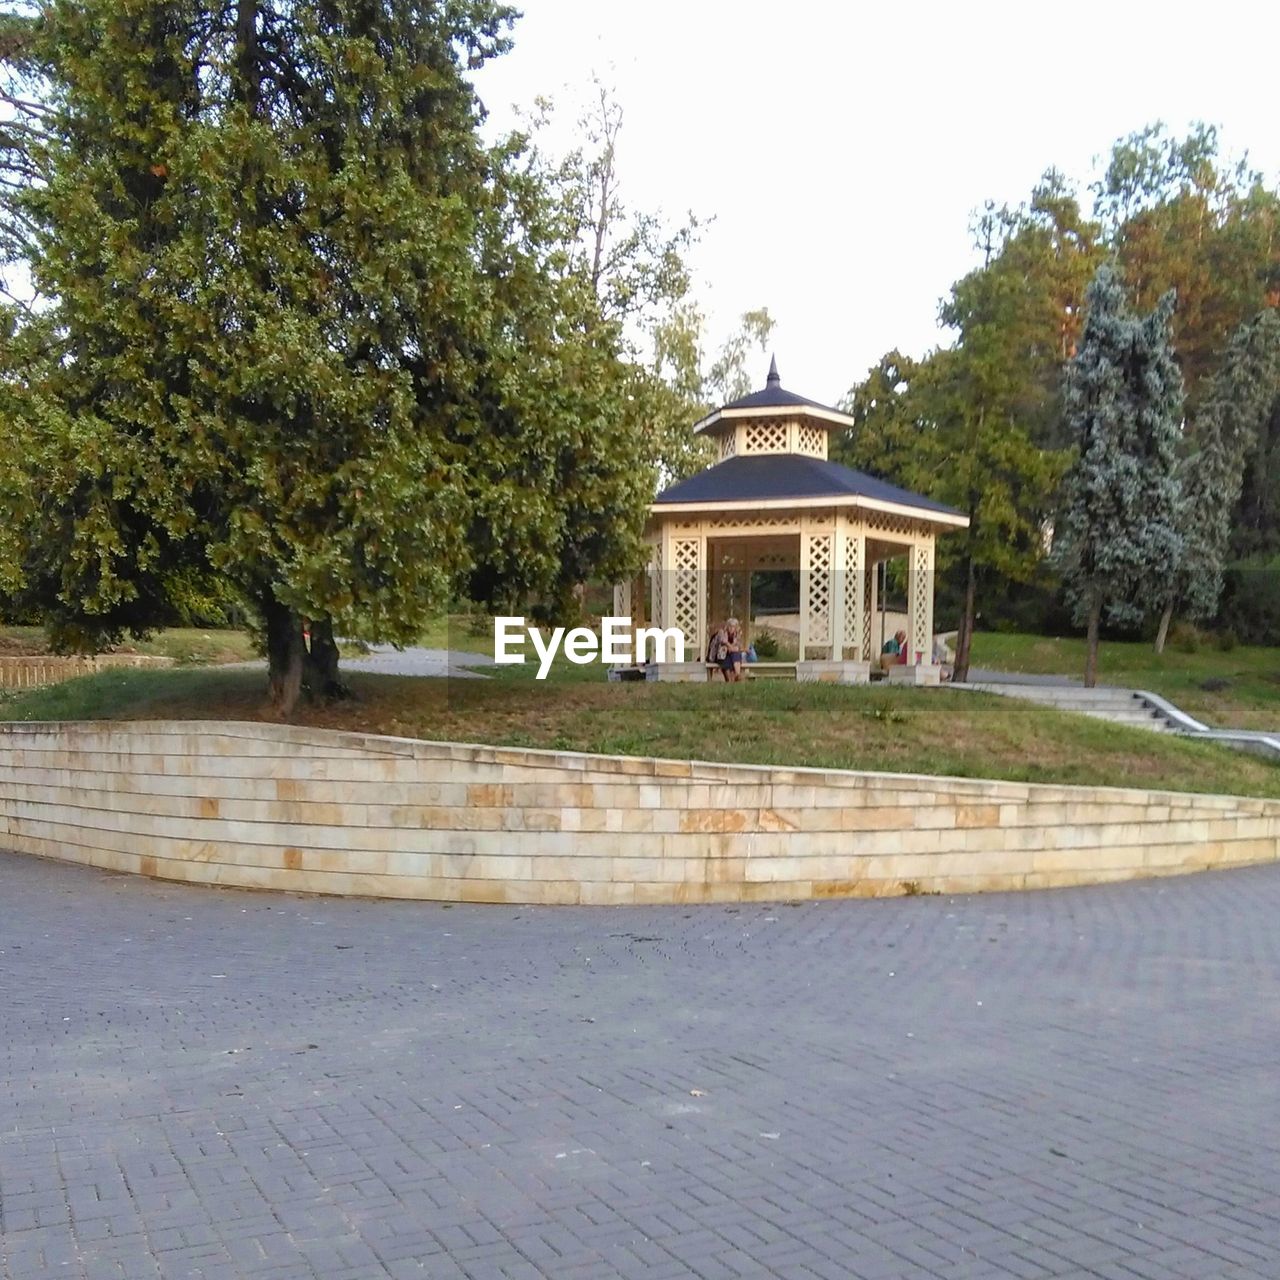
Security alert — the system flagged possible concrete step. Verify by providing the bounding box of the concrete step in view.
[961,683,1177,733]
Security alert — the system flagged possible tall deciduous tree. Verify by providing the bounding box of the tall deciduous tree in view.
[1097,122,1280,406]
[521,86,773,489]
[839,178,1092,679]
[1053,264,1184,686]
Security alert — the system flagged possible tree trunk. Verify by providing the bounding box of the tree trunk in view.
[263,592,305,716]
[1153,600,1174,654]
[305,618,348,701]
[1084,597,1102,688]
[952,553,978,683]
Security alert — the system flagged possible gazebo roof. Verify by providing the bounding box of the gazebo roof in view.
[693,357,855,435]
[653,453,966,524]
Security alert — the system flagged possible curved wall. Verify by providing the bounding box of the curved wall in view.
[0,721,1276,903]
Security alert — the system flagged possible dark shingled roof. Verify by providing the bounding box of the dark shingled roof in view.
[654,454,962,517]
[721,384,835,412]
[719,355,847,415]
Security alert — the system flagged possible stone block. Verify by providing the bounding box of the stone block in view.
[795,660,871,684]
[645,662,708,682]
[887,663,943,686]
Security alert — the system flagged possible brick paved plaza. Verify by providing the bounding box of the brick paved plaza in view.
[2,851,1279,1279]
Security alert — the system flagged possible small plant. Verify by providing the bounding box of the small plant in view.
[463,607,492,639]
[862,694,906,724]
[899,879,938,897]
[752,628,781,659]
[1215,627,1238,652]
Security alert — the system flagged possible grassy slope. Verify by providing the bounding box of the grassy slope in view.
[3,662,1279,800]
[0,625,256,665]
[970,633,1280,730]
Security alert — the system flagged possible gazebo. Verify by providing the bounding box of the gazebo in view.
[613,359,969,682]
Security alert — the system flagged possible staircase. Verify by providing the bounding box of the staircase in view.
[959,683,1180,733]
[952,679,1280,760]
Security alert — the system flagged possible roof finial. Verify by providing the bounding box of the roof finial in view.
[766,354,780,386]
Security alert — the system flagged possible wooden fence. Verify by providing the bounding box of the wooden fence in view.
[0,654,175,690]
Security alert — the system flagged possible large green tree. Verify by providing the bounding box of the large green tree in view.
[1052,265,1184,685]
[3,0,649,710]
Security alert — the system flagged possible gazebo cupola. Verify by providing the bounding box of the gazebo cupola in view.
[613,359,970,684]
[694,356,848,463]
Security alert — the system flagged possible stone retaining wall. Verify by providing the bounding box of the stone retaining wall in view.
[0,720,1276,903]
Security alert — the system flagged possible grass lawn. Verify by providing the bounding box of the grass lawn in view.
[3,662,1279,801]
[0,625,257,666]
[969,632,1280,730]
[0,617,498,665]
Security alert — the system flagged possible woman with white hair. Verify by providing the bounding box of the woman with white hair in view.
[710,616,745,683]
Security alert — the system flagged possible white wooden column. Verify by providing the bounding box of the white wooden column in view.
[661,523,705,659]
[658,524,673,630]
[799,517,834,662]
[696,527,709,661]
[840,517,867,661]
[829,518,848,661]
[798,522,810,662]
[906,533,936,665]
[864,553,879,661]
[613,577,635,666]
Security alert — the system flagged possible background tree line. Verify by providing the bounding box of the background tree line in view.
[835,123,1280,679]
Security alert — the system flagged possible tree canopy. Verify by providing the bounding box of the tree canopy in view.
[0,0,686,708]
[841,124,1280,652]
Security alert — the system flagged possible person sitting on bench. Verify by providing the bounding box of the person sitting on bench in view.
[880,629,908,672]
[708,617,745,682]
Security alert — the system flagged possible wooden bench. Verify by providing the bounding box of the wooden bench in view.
[705,661,795,680]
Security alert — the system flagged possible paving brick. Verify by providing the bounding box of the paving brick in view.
[4,851,1280,1279]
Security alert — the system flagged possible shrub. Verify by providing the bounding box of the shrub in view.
[1169,621,1201,653]
[463,607,492,639]
[752,629,780,659]
[1215,627,1238,652]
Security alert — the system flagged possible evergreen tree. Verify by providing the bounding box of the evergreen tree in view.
[1053,264,1185,686]
[1229,282,1280,566]
[1159,308,1280,647]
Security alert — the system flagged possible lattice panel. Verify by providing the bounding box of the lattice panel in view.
[910,543,931,661]
[843,534,861,652]
[865,514,917,539]
[804,533,833,652]
[796,423,827,458]
[704,515,793,532]
[719,432,737,461]
[743,420,789,454]
[672,537,701,652]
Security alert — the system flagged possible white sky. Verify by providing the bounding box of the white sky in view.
[474,0,1280,405]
